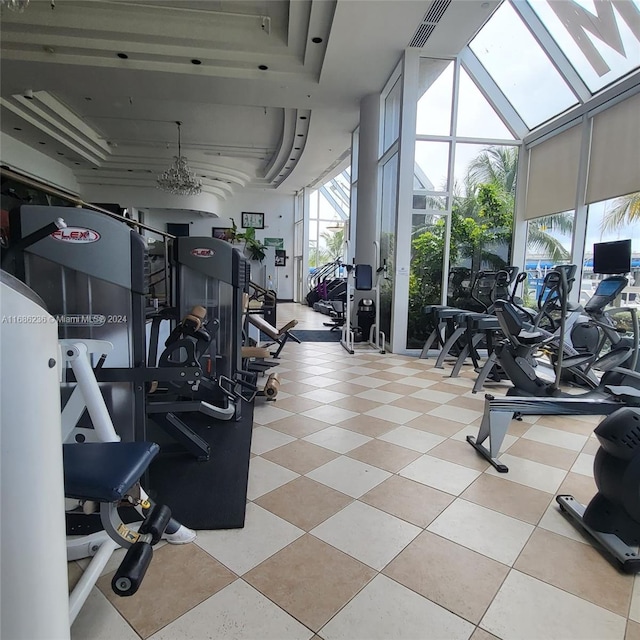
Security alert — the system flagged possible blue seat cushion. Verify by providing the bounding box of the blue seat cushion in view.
[63,442,160,502]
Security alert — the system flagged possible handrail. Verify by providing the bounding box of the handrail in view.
[1,166,174,239]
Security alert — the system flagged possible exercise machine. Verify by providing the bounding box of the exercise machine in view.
[557,407,640,573]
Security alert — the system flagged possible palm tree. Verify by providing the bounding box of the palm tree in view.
[526,212,573,263]
[469,146,518,196]
[319,227,345,262]
[601,192,640,233]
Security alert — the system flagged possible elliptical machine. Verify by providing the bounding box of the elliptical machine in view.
[558,407,640,573]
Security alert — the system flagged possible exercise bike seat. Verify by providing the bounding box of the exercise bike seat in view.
[562,353,596,369]
[517,330,544,345]
[63,442,160,503]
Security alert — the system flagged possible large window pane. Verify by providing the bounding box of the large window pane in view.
[416,59,454,136]
[524,211,575,306]
[529,0,640,93]
[456,67,514,139]
[415,141,450,192]
[470,1,578,127]
[380,154,398,342]
[583,194,640,304]
[383,77,401,153]
[407,211,446,349]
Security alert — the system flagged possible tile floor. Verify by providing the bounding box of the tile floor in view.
[70,303,637,640]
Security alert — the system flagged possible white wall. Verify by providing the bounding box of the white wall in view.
[1,132,80,194]
[141,208,223,237]
[220,190,296,300]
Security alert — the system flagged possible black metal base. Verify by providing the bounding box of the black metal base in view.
[466,435,509,472]
[556,495,640,574]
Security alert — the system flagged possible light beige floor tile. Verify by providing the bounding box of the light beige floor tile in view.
[339,414,397,437]
[346,438,422,473]
[400,454,482,495]
[365,404,422,424]
[297,364,335,375]
[582,437,601,455]
[349,375,388,388]
[148,580,313,640]
[377,381,425,396]
[269,393,322,416]
[322,369,358,382]
[522,423,588,452]
[247,456,299,500]
[627,620,640,640]
[571,452,596,477]
[389,395,441,413]
[245,534,375,632]
[428,404,484,425]
[71,588,139,640]
[268,414,334,438]
[253,405,295,425]
[195,503,303,575]
[262,440,340,475]
[255,476,352,531]
[409,388,458,404]
[471,628,500,640]
[461,473,552,525]
[536,414,599,436]
[97,543,236,639]
[306,456,391,498]
[446,394,486,412]
[406,415,470,437]
[629,576,640,623]
[486,454,567,493]
[480,570,627,640]
[303,425,372,453]
[361,475,454,527]
[311,501,421,571]
[514,528,633,616]
[384,530,509,624]
[278,381,318,395]
[369,371,409,382]
[300,405,359,425]
[298,388,348,403]
[319,574,474,640]
[538,501,593,545]
[329,395,384,413]
[378,425,445,453]
[395,376,439,389]
[251,426,296,455]
[428,438,491,472]
[354,388,402,403]
[387,366,425,375]
[428,499,534,566]
[343,365,379,375]
[505,437,578,470]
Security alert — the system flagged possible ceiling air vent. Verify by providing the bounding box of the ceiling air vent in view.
[409,0,451,48]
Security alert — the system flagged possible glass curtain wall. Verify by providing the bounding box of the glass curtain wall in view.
[378,71,402,343]
[407,57,519,349]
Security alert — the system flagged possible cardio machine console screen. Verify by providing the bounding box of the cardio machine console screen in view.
[585,276,628,313]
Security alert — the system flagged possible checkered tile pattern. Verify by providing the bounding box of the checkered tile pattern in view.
[70,303,637,640]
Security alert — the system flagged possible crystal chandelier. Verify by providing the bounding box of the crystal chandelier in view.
[156,121,202,196]
[1,0,30,11]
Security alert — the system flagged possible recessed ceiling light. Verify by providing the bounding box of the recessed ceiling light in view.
[74,162,80,165]
[297,133,304,137]
[13,127,22,131]
[57,152,64,156]
[299,116,307,120]
[311,37,323,44]
[117,53,129,59]
[285,167,290,170]
[191,59,202,65]
[43,46,55,54]
[258,64,268,70]
[294,147,301,150]
[127,169,133,172]
[38,141,46,145]
[290,158,295,161]
[85,97,92,101]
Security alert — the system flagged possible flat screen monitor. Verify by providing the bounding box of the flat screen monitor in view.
[593,239,631,274]
[212,227,233,241]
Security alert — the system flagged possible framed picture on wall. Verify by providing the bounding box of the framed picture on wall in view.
[275,249,287,266]
[241,211,264,229]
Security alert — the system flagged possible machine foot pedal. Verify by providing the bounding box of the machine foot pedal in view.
[112,542,153,596]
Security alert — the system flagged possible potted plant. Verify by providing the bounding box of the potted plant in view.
[239,225,267,262]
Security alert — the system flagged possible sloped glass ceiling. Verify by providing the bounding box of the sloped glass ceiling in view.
[470,1,578,128]
[456,67,515,140]
[416,59,454,136]
[527,0,640,93]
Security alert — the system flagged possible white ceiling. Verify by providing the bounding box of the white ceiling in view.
[0,0,498,209]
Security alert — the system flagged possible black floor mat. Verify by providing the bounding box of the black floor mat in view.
[290,329,341,342]
[146,402,254,530]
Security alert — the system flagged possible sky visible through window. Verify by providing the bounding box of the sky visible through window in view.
[528,0,640,93]
[470,1,578,127]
